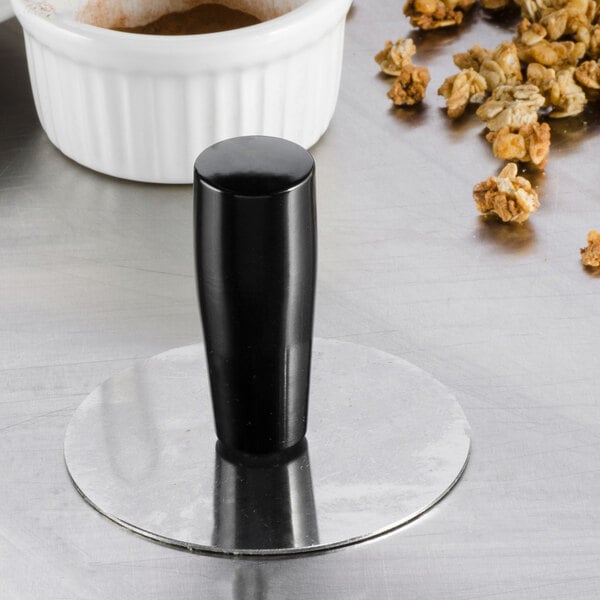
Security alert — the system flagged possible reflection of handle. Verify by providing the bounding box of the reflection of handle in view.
[194,136,317,455]
[212,440,319,551]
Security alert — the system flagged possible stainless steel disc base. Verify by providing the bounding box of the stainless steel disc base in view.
[64,339,471,556]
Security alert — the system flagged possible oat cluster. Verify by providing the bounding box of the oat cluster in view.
[486,122,551,167]
[402,0,600,112]
[476,83,546,129]
[375,38,417,75]
[480,0,513,9]
[386,0,600,253]
[581,230,600,266]
[403,0,477,29]
[375,39,431,105]
[454,41,524,89]
[473,163,540,222]
[438,68,487,117]
[436,0,600,165]
[430,0,600,228]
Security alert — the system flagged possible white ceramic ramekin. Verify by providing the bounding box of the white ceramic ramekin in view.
[0,0,13,22]
[11,0,352,183]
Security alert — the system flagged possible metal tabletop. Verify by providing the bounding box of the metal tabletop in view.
[2,2,600,598]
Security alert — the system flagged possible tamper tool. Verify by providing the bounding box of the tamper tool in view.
[64,136,471,555]
[194,136,316,455]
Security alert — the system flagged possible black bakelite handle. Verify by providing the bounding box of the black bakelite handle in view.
[194,136,317,455]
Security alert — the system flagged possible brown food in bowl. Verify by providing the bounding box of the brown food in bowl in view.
[112,3,261,35]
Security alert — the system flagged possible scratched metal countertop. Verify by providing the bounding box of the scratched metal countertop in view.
[2,2,600,598]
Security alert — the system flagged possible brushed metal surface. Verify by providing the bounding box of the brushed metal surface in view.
[64,340,470,555]
[2,0,600,597]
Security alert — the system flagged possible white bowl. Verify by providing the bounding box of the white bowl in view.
[0,0,13,22]
[11,0,352,183]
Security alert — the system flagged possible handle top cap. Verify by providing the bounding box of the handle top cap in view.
[194,136,314,197]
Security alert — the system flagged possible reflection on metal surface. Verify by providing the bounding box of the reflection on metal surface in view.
[233,565,268,600]
[213,440,318,551]
[64,339,470,556]
[100,369,160,482]
[476,218,536,254]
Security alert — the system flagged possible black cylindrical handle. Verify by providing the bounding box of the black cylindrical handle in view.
[194,136,317,455]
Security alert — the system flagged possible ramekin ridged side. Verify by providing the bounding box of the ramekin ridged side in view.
[13,0,351,183]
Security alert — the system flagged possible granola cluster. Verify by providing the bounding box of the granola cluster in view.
[480,0,514,9]
[375,39,431,106]
[390,0,600,254]
[403,0,477,30]
[581,230,600,266]
[375,38,417,75]
[475,83,546,129]
[486,122,551,167]
[431,0,600,179]
[515,19,586,67]
[388,67,432,105]
[437,68,487,117]
[454,41,524,90]
[473,163,540,223]
[511,1,600,119]
[575,58,600,88]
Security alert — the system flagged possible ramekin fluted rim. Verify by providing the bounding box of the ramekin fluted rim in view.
[11,0,352,70]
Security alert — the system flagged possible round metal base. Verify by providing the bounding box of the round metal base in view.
[64,339,471,556]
